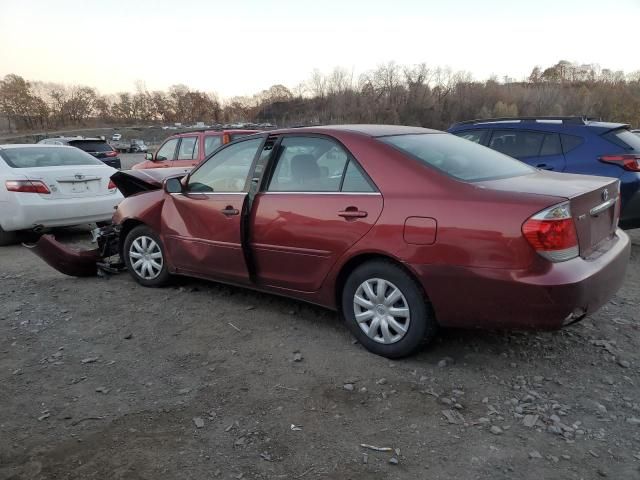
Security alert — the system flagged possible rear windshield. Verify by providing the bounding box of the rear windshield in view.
[68,140,113,152]
[0,147,103,168]
[379,133,534,182]
[603,128,640,152]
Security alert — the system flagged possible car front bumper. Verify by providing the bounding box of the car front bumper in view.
[411,229,631,330]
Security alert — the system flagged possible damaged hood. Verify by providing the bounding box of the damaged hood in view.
[111,168,188,197]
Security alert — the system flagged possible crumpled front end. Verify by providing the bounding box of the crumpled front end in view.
[24,224,123,277]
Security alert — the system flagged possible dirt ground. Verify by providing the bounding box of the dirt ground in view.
[1,226,639,480]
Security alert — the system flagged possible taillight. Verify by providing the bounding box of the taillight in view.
[105,150,118,157]
[222,133,230,144]
[5,180,50,194]
[599,154,640,172]
[522,202,578,262]
[107,179,117,190]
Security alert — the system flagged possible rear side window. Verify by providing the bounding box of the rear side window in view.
[560,134,584,153]
[178,137,198,160]
[453,129,488,144]
[603,129,640,152]
[380,133,534,182]
[68,140,113,153]
[488,130,545,158]
[0,147,102,168]
[204,135,222,156]
[341,160,374,192]
[540,134,562,156]
[267,136,349,192]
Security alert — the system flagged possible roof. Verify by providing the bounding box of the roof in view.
[0,144,75,150]
[449,117,628,132]
[273,124,441,137]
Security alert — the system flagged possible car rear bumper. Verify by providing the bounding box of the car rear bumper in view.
[411,229,631,330]
[1,193,122,231]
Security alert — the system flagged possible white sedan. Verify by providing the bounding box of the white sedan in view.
[0,144,123,245]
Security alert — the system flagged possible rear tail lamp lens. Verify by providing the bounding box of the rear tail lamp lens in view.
[5,180,51,194]
[522,202,578,262]
[599,154,640,172]
[107,179,117,190]
[105,150,118,157]
[222,133,231,144]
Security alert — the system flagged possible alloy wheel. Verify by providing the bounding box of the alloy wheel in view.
[353,278,411,344]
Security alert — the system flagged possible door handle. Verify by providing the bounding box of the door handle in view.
[338,208,367,219]
[221,206,240,216]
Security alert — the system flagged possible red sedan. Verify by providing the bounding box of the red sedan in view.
[32,125,631,358]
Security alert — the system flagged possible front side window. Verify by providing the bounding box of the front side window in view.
[488,130,545,158]
[267,137,349,192]
[186,138,262,193]
[177,137,198,160]
[155,138,179,161]
[380,133,534,182]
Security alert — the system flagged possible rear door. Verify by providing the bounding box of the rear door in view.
[488,129,566,171]
[174,136,200,168]
[250,135,383,292]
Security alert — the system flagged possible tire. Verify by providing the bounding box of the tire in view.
[341,260,437,358]
[123,225,171,287]
[0,226,18,246]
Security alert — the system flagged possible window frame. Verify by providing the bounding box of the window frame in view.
[177,136,199,161]
[453,128,490,145]
[261,133,379,194]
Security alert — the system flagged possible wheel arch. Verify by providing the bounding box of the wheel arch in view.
[118,218,145,257]
[334,252,430,313]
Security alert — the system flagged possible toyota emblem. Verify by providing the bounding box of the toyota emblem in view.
[74,174,85,180]
[602,189,609,201]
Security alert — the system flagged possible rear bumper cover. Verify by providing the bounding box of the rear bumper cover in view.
[411,229,631,330]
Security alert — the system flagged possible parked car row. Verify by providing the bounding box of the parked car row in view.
[28,124,631,358]
[131,128,260,170]
[448,117,640,229]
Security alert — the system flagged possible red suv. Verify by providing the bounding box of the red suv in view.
[132,129,260,170]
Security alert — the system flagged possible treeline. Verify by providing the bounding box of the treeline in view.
[1,60,639,132]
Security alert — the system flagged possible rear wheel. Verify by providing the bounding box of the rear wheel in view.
[123,225,171,287]
[341,260,437,358]
[0,226,18,246]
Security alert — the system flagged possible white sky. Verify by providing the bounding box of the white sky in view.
[1,0,639,98]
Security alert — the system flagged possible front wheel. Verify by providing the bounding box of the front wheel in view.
[342,260,437,358]
[123,225,171,287]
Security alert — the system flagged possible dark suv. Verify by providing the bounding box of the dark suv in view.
[448,117,640,229]
[38,137,121,169]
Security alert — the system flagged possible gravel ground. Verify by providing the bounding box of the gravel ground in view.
[1,228,639,480]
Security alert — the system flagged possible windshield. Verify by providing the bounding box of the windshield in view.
[0,146,103,168]
[379,133,534,182]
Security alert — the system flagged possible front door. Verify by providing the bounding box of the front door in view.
[250,135,383,292]
[162,137,264,283]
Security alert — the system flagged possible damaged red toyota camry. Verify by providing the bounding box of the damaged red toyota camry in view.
[30,125,631,358]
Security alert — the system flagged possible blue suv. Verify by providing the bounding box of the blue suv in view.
[448,117,640,229]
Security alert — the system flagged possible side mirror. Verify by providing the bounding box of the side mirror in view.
[164,177,183,194]
[145,152,154,161]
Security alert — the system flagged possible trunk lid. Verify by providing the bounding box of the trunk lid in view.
[110,168,189,197]
[477,171,620,257]
[17,165,116,200]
